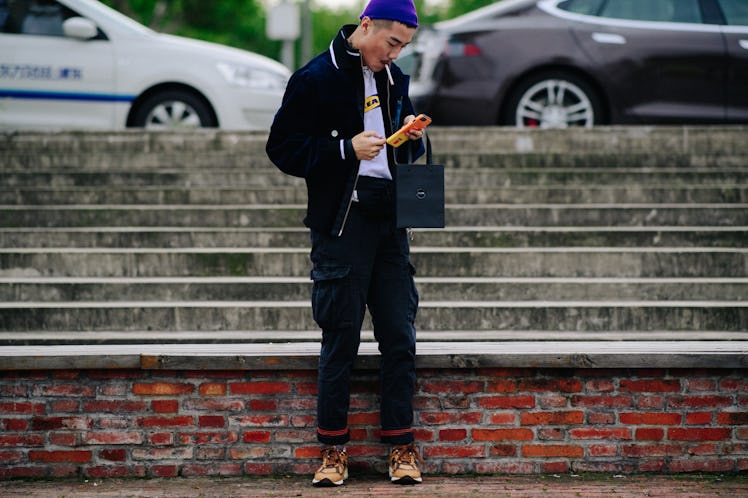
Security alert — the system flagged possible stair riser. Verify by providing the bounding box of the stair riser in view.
[2,187,747,205]
[1,252,745,278]
[1,306,744,333]
[1,281,745,301]
[3,207,746,228]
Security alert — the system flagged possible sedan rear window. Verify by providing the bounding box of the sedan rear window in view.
[717,0,748,25]
[559,0,703,24]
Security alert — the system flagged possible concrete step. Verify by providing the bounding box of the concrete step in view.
[3,329,746,346]
[3,204,747,228]
[1,247,745,278]
[1,226,745,248]
[2,168,747,188]
[1,277,745,301]
[2,185,746,205]
[1,300,745,333]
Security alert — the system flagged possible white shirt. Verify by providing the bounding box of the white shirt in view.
[357,66,391,180]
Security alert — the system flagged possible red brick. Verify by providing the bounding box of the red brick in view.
[636,428,665,441]
[721,378,748,391]
[243,431,272,443]
[83,400,147,413]
[31,416,92,430]
[423,445,485,458]
[620,379,680,393]
[180,432,238,445]
[85,465,146,478]
[184,399,244,412]
[244,463,274,475]
[487,380,516,393]
[182,463,243,477]
[489,444,517,457]
[420,411,483,425]
[637,396,666,409]
[541,461,570,473]
[439,429,467,441]
[669,458,735,473]
[686,412,714,425]
[49,432,78,446]
[686,378,717,391]
[151,400,179,413]
[478,395,535,409]
[522,445,584,458]
[84,432,142,445]
[233,414,289,427]
[718,412,748,425]
[622,443,683,457]
[668,428,731,441]
[249,399,278,411]
[133,382,194,396]
[421,381,482,394]
[538,428,564,440]
[585,380,615,392]
[199,383,227,396]
[589,444,618,456]
[151,465,179,477]
[229,382,290,395]
[587,412,615,424]
[199,415,225,428]
[29,450,92,463]
[619,412,682,425]
[519,378,582,393]
[32,384,94,397]
[100,449,127,462]
[2,419,29,431]
[148,433,174,445]
[0,434,45,447]
[570,428,631,440]
[50,400,79,412]
[0,450,24,464]
[669,395,733,409]
[488,412,516,425]
[572,395,633,408]
[0,466,47,479]
[472,428,534,441]
[0,402,45,415]
[138,415,193,428]
[521,411,584,426]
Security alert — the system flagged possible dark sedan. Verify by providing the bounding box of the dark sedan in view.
[402,0,748,127]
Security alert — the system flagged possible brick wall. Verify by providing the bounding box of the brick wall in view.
[1,367,747,479]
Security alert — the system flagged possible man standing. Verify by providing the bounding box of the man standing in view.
[266,0,425,487]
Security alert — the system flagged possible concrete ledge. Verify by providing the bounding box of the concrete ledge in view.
[1,341,745,371]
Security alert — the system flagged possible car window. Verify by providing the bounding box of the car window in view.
[557,0,606,16]
[598,0,703,24]
[717,0,748,25]
[1,0,77,36]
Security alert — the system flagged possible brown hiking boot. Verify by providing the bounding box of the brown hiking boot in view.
[389,443,423,484]
[312,446,348,487]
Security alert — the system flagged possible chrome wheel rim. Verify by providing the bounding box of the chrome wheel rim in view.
[144,100,202,129]
[515,79,594,128]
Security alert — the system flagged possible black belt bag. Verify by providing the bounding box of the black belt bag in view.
[395,134,445,228]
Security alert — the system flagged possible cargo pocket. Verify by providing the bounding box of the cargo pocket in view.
[311,265,353,330]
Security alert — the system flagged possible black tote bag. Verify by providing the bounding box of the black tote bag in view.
[395,134,445,229]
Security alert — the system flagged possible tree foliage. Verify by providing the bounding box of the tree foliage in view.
[99,0,502,66]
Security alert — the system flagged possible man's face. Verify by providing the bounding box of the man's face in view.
[359,18,416,72]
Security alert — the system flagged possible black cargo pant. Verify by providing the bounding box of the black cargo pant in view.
[311,177,419,446]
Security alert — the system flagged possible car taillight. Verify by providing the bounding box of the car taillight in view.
[446,41,482,57]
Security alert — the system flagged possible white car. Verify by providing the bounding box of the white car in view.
[0,0,291,130]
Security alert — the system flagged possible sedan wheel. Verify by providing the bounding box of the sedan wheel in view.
[506,73,602,128]
[131,89,216,129]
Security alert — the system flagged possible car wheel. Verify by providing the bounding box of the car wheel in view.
[131,89,216,129]
[504,72,603,128]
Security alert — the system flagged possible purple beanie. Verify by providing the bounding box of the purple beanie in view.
[360,0,418,28]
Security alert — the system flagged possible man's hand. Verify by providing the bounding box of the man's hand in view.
[403,115,423,141]
[352,130,386,161]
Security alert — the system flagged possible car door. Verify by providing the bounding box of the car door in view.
[564,0,727,123]
[0,0,116,129]
[716,0,748,121]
